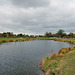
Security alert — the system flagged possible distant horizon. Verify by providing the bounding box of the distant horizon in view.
[0,30,75,35]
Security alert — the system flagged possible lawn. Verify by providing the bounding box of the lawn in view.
[0,37,31,43]
[63,38,75,41]
[60,50,75,75]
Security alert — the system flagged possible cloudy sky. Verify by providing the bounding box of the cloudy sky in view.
[0,0,75,35]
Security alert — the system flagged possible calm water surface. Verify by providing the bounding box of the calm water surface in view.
[0,40,74,75]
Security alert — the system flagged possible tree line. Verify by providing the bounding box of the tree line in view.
[44,29,75,38]
[0,29,75,38]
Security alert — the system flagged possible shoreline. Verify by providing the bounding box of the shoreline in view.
[41,39,75,75]
[41,47,75,75]
[0,37,53,45]
[1,37,75,45]
[0,37,36,44]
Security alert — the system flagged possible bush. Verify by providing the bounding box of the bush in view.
[68,47,73,51]
[56,54,64,58]
[46,56,50,60]
[13,40,16,42]
[59,48,67,54]
[73,46,75,49]
[50,53,57,60]
[73,42,75,44]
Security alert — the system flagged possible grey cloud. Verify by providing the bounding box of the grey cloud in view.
[0,0,11,6]
[0,0,75,34]
[10,0,50,8]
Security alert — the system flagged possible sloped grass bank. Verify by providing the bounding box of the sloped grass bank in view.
[1,37,75,45]
[60,50,75,75]
[41,47,75,75]
[0,37,36,44]
[0,37,53,44]
[53,38,75,45]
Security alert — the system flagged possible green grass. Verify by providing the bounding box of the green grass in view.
[53,38,75,42]
[0,37,26,41]
[59,50,75,75]
[42,58,60,72]
[1,37,75,44]
[63,39,75,41]
[0,37,34,43]
[42,50,75,75]
[0,37,53,43]
[35,37,52,40]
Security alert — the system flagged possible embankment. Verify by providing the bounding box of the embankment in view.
[41,46,75,75]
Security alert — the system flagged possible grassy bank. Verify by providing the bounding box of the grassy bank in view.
[1,37,75,44]
[53,38,75,44]
[0,37,36,44]
[41,46,75,75]
[0,37,53,44]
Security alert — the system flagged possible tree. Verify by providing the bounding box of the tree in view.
[44,32,49,37]
[44,32,52,37]
[68,32,74,38]
[48,32,53,37]
[57,29,64,37]
[61,33,67,38]
[3,32,7,37]
[17,33,23,37]
[7,32,14,37]
[30,35,34,38]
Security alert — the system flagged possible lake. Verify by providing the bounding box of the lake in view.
[0,40,74,75]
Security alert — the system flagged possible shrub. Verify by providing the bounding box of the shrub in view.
[68,47,73,51]
[56,54,64,58]
[59,48,67,54]
[50,53,57,60]
[73,46,75,49]
[73,42,75,44]
[13,40,16,42]
[46,56,50,60]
